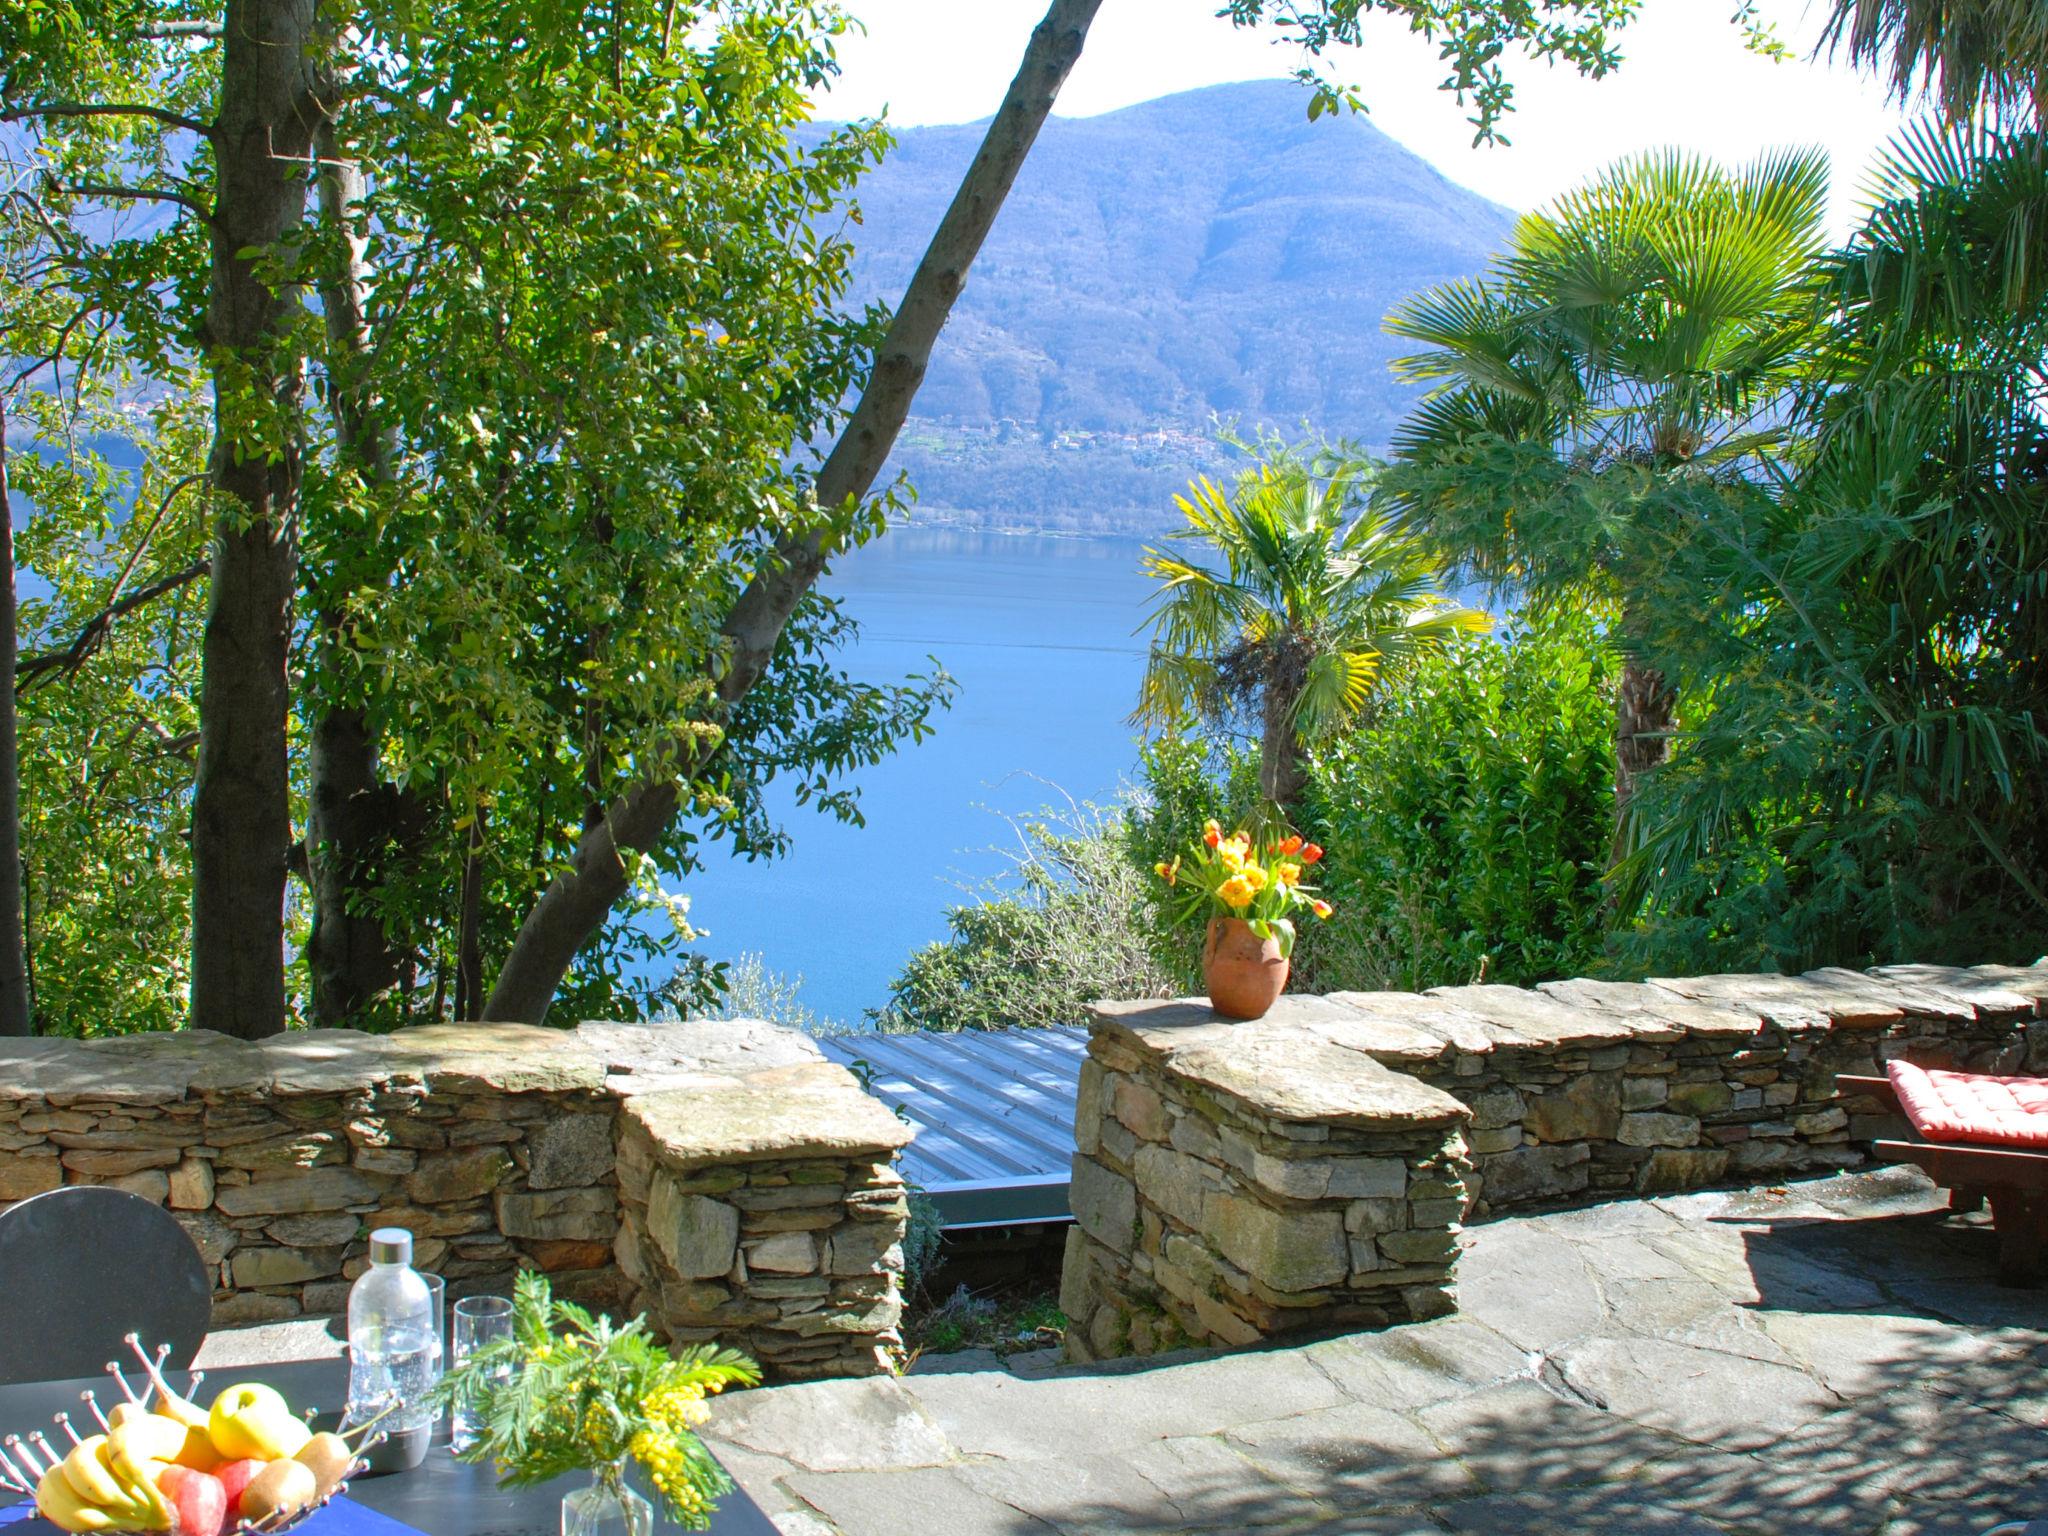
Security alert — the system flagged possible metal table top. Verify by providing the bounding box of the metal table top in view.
[0,1359,776,1536]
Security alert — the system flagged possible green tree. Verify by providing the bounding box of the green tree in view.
[1,0,1785,1034]
[1134,449,1488,812]
[1819,0,2048,126]
[1615,123,2048,972]
[1380,148,1830,828]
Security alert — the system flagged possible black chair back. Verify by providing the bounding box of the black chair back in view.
[0,1186,211,1385]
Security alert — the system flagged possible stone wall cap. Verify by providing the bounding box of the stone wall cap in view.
[382,1024,608,1094]
[1802,967,1977,1025]
[625,1061,914,1171]
[1318,992,1473,1060]
[1424,984,1640,1050]
[1085,999,1469,1128]
[1536,978,1762,1040]
[1870,962,2046,1018]
[1647,972,1893,1030]
[23,1031,251,1104]
[1964,959,2048,1007]
[576,1018,824,1094]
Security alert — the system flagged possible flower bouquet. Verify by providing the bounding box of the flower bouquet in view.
[431,1272,757,1536]
[1155,821,1331,1019]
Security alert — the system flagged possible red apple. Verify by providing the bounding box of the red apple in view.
[157,1465,229,1536]
[212,1460,266,1521]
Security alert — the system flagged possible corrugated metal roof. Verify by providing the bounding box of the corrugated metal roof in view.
[815,1026,1085,1228]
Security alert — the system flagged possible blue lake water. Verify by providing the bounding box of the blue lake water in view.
[677,526,1158,1026]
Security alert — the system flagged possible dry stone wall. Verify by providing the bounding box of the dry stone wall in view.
[0,1019,910,1379]
[1060,1001,1474,1364]
[1069,960,2048,1361]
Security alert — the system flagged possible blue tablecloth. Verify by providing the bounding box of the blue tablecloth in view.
[0,1494,427,1536]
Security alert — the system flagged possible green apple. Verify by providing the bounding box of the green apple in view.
[207,1383,311,1461]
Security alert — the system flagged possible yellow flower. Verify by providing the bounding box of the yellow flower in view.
[1276,862,1301,888]
[1240,865,1268,893]
[1217,874,1256,909]
[1217,844,1245,872]
[1311,898,1333,919]
[631,1428,711,1523]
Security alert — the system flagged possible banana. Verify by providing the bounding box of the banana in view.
[34,1465,124,1534]
[106,1417,184,1482]
[108,1459,173,1533]
[57,1437,148,1522]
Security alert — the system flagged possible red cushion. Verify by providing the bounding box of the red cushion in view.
[1888,1059,2048,1149]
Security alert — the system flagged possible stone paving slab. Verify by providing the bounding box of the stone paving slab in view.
[702,1166,2048,1536]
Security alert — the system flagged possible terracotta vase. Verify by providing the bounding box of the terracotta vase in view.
[1202,915,1289,1020]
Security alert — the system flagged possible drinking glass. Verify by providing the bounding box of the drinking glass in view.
[422,1271,447,1430]
[450,1295,515,1453]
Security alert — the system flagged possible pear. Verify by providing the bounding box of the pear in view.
[292,1432,356,1500]
[237,1459,317,1525]
[125,1339,212,1436]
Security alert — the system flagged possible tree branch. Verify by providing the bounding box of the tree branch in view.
[135,20,223,38]
[1,101,214,137]
[480,0,1108,1022]
[51,179,213,222]
[16,560,210,690]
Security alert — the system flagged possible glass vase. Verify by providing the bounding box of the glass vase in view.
[561,1460,652,1536]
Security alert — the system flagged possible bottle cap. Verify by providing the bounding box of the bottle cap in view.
[368,1227,414,1266]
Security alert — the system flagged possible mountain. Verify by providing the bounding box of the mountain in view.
[819,79,1517,533]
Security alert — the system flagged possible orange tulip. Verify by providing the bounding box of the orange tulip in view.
[1311,899,1333,919]
[1277,835,1304,855]
[1202,819,1222,849]
[1301,843,1324,865]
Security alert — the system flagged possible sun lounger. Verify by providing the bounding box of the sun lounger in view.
[1837,1062,2048,1285]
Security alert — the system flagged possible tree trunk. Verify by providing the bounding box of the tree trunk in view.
[305,123,419,1025]
[189,0,320,1039]
[1258,682,1308,812]
[0,397,33,1035]
[1613,651,1676,835]
[452,808,485,1021]
[481,0,1107,1022]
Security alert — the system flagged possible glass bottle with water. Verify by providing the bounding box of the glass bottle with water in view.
[345,1228,442,1470]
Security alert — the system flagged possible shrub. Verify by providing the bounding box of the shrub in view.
[1305,602,1615,990]
[872,800,1177,1032]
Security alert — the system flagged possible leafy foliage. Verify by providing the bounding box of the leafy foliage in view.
[1610,124,2048,972]
[873,800,1177,1033]
[433,1271,757,1531]
[894,603,1617,1030]
[1306,605,1616,990]
[2,0,953,1033]
[1818,0,2048,126]
[1136,444,1487,806]
[1382,147,1831,590]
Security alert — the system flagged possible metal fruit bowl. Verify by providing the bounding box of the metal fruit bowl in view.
[0,1338,376,1536]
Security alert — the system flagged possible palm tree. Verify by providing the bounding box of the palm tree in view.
[1819,0,2048,127]
[1379,148,1830,825]
[1134,450,1490,812]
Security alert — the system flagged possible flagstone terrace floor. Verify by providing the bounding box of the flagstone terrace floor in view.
[698,1167,2048,1536]
[195,1165,2047,1535]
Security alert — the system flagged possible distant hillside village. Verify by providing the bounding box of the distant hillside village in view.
[817,80,1515,533]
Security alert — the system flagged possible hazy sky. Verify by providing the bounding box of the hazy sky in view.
[821,0,1918,235]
